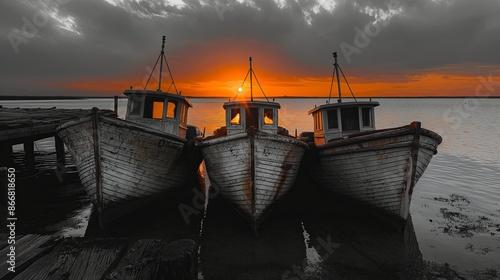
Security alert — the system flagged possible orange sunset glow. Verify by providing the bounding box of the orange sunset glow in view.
[49,40,500,98]
[56,63,500,98]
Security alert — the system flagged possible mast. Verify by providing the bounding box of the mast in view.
[143,36,179,94]
[327,52,356,103]
[334,52,342,103]
[158,36,166,91]
[249,57,253,102]
[233,56,268,102]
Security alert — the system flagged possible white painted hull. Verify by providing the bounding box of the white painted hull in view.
[57,110,201,228]
[199,130,307,233]
[308,122,442,222]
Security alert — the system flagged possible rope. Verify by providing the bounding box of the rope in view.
[337,65,357,102]
[232,61,268,102]
[233,69,250,101]
[163,54,179,94]
[252,70,269,102]
[144,52,162,90]
[327,65,336,104]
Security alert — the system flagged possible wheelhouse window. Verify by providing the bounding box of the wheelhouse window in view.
[152,102,164,119]
[264,109,274,125]
[314,112,323,130]
[230,108,241,125]
[143,96,165,119]
[362,107,372,127]
[129,98,142,116]
[166,100,177,119]
[327,109,339,129]
[341,107,360,131]
[179,104,188,126]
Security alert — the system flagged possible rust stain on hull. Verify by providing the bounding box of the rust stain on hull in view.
[272,149,295,202]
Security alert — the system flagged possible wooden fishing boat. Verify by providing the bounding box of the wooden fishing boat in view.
[306,53,442,223]
[57,36,202,229]
[199,57,307,235]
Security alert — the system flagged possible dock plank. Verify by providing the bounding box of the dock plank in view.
[0,234,56,280]
[12,237,127,280]
[157,239,198,280]
[106,239,198,280]
[0,107,115,143]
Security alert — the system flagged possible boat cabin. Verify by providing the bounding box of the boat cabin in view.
[124,90,192,138]
[308,101,379,145]
[223,100,280,135]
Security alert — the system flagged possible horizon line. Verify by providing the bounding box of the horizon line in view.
[1,95,500,100]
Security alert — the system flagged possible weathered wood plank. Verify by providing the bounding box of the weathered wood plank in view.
[105,239,198,280]
[200,130,306,230]
[0,107,115,143]
[310,124,442,222]
[156,239,198,280]
[57,112,201,227]
[12,237,127,280]
[0,234,57,280]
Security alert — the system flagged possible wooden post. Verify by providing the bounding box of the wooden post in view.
[55,135,65,165]
[114,95,118,115]
[0,141,13,167]
[24,139,35,172]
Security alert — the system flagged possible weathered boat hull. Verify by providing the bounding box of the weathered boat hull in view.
[57,109,201,228]
[308,122,442,222]
[199,129,307,233]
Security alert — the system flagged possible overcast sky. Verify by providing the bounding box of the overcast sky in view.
[1,0,499,97]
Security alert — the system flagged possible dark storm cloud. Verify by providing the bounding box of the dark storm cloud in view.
[1,0,499,95]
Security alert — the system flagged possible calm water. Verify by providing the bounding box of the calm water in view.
[2,97,499,278]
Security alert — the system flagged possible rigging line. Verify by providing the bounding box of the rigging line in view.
[239,69,250,88]
[163,54,178,94]
[233,69,251,101]
[328,64,336,104]
[144,52,162,90]
[252,70,269,102]
[337,65,357,102]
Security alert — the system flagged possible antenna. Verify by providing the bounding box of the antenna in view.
[158,35,165,91]
[334,52,342,103]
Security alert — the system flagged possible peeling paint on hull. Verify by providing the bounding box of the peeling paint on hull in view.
[199,130,307,234]
[57,112,201,228]
[308,122,442,222]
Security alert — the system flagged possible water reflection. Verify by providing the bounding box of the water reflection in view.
[84,177,204,241]
[295,171,423,279]
[300,210,421,279]
[199,194,306,279]
[198,171,423,279]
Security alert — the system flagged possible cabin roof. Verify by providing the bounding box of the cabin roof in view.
[223,100,281,109]
[308,101,379,115]
[123,89,193,107]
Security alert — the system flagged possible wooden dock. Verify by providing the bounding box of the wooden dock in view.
[0,234,198,280]
[0,107,115,170]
